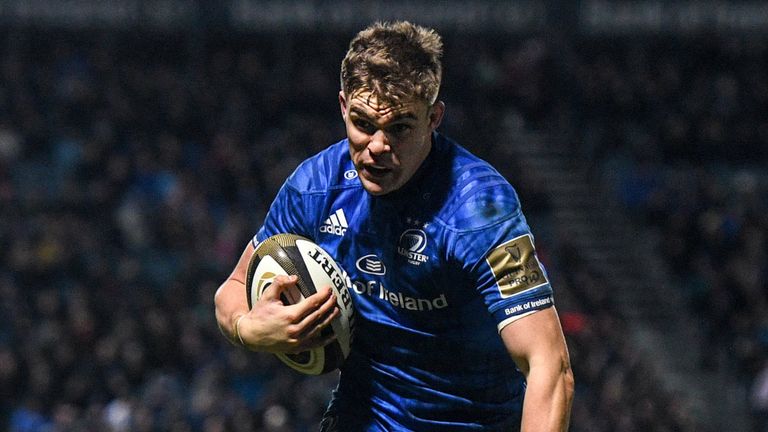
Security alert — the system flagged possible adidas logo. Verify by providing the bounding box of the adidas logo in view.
[320,208,348,236]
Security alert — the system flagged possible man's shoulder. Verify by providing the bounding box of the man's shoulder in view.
[435,137,522,232]
[287,139,359,194]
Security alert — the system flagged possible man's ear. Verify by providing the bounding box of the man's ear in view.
[339,91,348,120]
[428,101,445,130]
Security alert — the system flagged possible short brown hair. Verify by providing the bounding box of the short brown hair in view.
[341,21,443,105]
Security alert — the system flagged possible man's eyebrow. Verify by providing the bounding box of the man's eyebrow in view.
[349,107,417,122]
[390,112,417,122]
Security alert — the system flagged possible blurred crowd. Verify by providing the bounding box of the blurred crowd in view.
[561,35,768,431]
[1,26,763,432]
[0,29,347,432]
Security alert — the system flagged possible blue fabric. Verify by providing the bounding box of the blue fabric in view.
[255,133,553,431]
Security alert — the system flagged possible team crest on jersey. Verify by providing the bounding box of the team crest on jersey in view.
[397,229,429,265]
[486,234,548,298]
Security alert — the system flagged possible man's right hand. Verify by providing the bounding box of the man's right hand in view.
[237,274,340,354]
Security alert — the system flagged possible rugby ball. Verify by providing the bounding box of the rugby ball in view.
[245,234,355,375]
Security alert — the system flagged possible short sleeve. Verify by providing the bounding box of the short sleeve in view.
[448,186,554,332]
[253,181,313,247]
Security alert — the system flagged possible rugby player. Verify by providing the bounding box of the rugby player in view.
[215,21,574,431]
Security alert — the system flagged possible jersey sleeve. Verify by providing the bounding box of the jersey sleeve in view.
[252,142,348,247]
[253,178,314,247]
[447,183,554,332]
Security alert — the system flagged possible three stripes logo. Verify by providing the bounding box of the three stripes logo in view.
[320,208,348,236]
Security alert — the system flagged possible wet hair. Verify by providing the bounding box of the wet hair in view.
[341,21,443,106]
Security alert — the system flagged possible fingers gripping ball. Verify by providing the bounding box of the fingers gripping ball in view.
[245,234,355,375]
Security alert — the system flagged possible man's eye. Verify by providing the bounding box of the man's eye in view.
[354,120,375,133]
[389,124,411,134]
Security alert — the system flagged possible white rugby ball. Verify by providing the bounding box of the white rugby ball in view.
[245,233,355,375]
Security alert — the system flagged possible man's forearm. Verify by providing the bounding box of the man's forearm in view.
[214,277,249,344]
[520,360,574,432]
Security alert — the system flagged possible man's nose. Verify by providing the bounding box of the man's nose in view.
[368,130,390,156]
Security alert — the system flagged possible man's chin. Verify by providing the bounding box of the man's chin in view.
[360,178,394,196]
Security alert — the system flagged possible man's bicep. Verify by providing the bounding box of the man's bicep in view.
[231,241,256,284]
[213,242,257,344]
[500,306,569,375]
[215,243,256,320]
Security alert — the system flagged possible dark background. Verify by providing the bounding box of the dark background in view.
[1,1,767,431]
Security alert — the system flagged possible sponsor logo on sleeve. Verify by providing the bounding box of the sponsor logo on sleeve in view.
[504,297,552,316]
[486,234,548,298]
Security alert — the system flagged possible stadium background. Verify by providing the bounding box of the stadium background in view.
[1,1,767,431]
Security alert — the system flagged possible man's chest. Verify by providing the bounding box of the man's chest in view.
[311,191,466,329]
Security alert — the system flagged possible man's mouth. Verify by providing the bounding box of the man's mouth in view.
[363,164,392,178]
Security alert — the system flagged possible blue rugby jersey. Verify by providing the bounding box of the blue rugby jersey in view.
[254,133,554,431]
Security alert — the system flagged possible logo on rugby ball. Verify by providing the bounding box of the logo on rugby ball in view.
[256,271,277,293]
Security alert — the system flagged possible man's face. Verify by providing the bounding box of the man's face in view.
[339,90,444,196]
